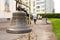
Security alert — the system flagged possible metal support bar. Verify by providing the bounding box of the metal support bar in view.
[28,0,31,40]
[18,2,30,8]
[28,33,30,40]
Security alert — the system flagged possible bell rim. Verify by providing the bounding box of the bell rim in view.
[6,28,32,34]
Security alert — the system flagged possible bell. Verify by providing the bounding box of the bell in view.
[6,11,32,34]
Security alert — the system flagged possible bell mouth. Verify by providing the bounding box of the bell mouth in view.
[6,27,32,34]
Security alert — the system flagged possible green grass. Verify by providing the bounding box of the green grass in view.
[49,18,60,40]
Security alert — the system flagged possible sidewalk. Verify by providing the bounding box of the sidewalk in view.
[0,20,57,40]
[30,20,57,40]
[17,20,57,40]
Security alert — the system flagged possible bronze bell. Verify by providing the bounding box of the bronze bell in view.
[6,11,32,34]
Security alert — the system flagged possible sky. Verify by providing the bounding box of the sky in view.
[54,0,60,13]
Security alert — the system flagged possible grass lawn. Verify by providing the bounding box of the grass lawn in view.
[49,18,60,40]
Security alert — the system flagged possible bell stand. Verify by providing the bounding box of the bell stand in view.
[15,0,31,40]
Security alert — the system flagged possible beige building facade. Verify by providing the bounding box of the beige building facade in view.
[24,0,54,14]
[0,0,54,18]
[0,0,16,18]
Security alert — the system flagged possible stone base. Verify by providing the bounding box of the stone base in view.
[42,18,47,25]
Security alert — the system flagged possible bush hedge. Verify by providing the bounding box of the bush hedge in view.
[37,13,60,18]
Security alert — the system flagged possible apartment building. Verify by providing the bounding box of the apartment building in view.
[0,0,16,18]
[0,0,54,18]
[24,0,54,14]
[0,0,30,18]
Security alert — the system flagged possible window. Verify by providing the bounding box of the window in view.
[33,9,35,12]
[36,6,40,9]
[26,2,28,4]
[33,9,35,11]
[41,5,45,7]
[26,9,28,11]
[33,1,35,7]
[5,0,10,12]
[36,10,40,12]
[25,0,28,1]
[36,2,45,4]
[41,9,45,12]
[36,0,40,1]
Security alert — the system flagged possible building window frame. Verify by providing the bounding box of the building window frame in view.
[36,10,40,12]
[33,1,35,7]
[36,6,40,9]
[5,0,10,12]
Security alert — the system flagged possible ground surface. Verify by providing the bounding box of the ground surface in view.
[0,20,57,40]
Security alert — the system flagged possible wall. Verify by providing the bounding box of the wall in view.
[0,0,16,18]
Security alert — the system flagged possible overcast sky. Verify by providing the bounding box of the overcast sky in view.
[54,0,60,13]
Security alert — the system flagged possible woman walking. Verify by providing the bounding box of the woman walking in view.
[32,13,37,24]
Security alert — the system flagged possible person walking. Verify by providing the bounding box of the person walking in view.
[32,13,37,24]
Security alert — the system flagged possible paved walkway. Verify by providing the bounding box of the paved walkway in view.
[30,20,57,40]
[0,20,57,40]
[16,20,57,40]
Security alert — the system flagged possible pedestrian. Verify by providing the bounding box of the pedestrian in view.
[32,13,37,24]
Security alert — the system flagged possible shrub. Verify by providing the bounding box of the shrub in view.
[37,13,60,18]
